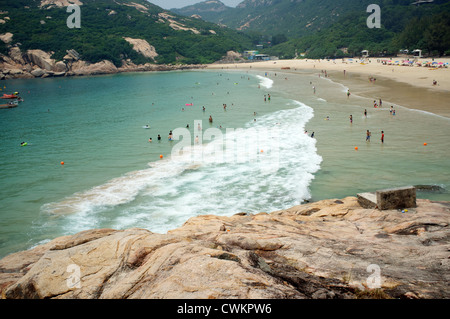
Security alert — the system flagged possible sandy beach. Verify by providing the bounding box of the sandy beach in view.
[207,57,450,117]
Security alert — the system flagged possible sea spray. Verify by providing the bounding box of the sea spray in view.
[256,75,274,89]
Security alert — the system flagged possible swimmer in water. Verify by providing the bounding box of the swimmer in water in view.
[148,137,152,142]
[157,134,161,141]
[209,115,213,123]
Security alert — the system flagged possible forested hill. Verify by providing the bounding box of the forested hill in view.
[0,0,253,66]
[263,0,450,59]
[173,0,383,38]
[174,0,450,59]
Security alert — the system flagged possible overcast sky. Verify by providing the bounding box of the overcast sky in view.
[147,0,243,9]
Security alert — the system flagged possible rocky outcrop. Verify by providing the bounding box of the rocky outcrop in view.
[26,49,56,71]
[0,47,206,80]
[67,60,118,76]
[0,197,448,299]
[39,0,83,8]
[123,37,158,61]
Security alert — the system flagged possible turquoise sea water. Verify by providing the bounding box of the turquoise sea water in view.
[0,69,449,258]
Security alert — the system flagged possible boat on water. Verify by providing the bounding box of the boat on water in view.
[0,100,19,109]
[1,92,20,99]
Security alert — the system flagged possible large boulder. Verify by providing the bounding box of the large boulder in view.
[68,60,118,76]
[0,32,13,44]
[31,68,46,77]
[8,47,25,65]
[54,61,67,73]
[27,49,55,71]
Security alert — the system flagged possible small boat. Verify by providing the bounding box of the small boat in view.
[0,100,19,109]
[1,93,19,99]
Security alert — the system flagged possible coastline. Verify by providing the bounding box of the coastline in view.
[206,58,450,118]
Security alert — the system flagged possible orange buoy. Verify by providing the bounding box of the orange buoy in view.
[159,154,163,159]
[423,143,427,146]
[355,147,358,151]
[260,150,264,153]
[61,161,65,165]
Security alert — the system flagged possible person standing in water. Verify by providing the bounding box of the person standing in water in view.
[366,130,371,142]
[364,109,367,118]
[381,131,384,144]
[349,115,353,124]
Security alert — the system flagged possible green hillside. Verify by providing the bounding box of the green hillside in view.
[263,1,450,59]
[174,0,381,38]
[0,0,253,65]
[174,0,450,59]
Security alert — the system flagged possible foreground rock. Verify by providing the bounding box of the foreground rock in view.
[0,197,448,299]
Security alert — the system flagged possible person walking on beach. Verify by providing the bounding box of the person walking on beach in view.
[381,131,384,144]
[366,130,371,142]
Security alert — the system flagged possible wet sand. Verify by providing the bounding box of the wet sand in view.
[207,58,450,118]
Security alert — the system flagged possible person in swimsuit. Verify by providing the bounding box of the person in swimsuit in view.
[381,131,384,143]
[366,130,371,142]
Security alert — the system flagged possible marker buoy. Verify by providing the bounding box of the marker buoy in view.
[260,150,264,153]
[159,155,163,159]
[355,147,358,151]
[423,143,427,146]
[61,161,65,165]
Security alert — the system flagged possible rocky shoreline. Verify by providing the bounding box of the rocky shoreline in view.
[0,47,206,80]
[0,196,448,299]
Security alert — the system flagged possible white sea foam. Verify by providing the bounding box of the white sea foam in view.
[41,100,322,234]
[256,75,274,89]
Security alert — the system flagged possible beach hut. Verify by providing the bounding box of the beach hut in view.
[412,49,422,59]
